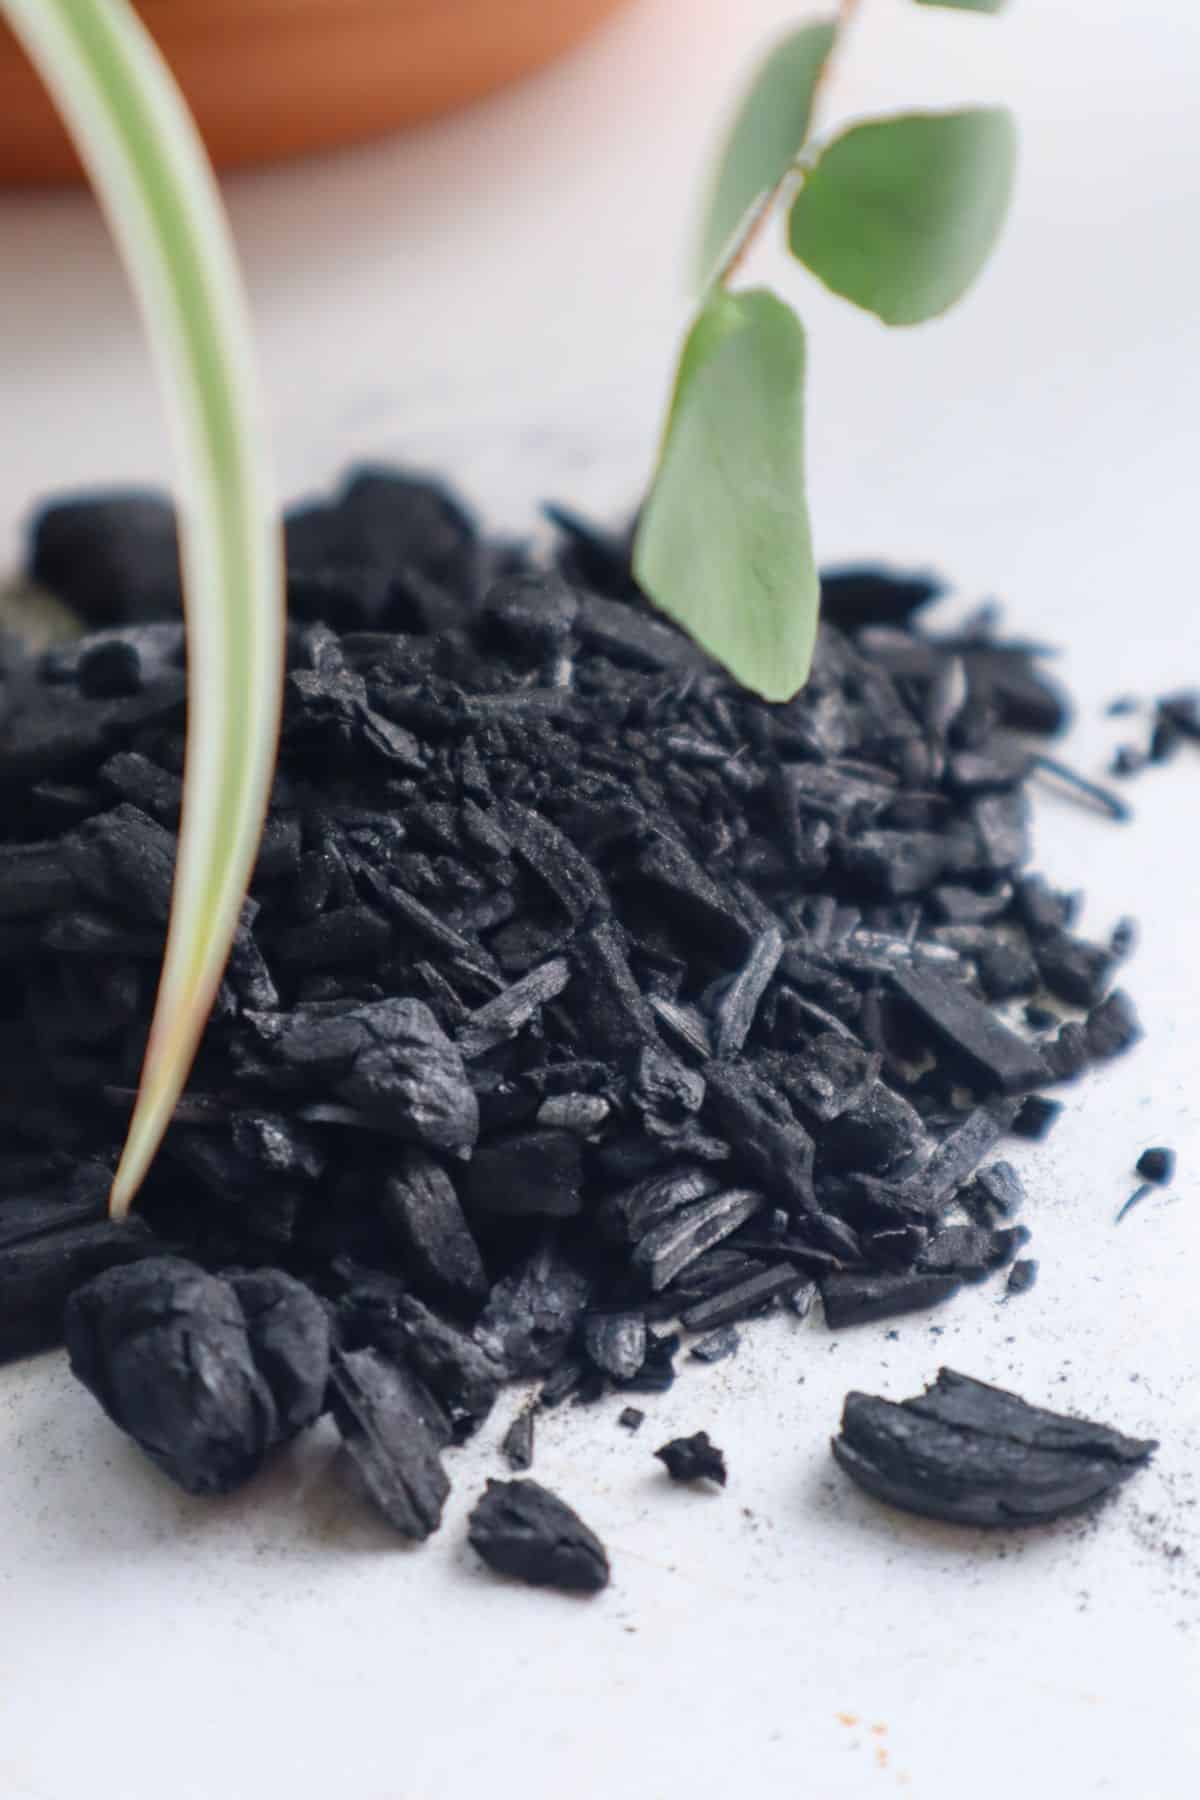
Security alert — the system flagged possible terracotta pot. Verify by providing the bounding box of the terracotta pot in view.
[0,0,633,187]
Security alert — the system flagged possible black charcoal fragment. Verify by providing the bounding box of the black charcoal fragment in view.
[387,1296,500,1441]
[1006,1258,1038,1296]
[465,1129,583,1219]
[1085,989,1142,1059]
[30,491,181,625]
[655,1431,727,1486]
[1136,1147,1175,1185]
[918,1223,1027,1281]
[705,1062,818,1218]
[821,1270,961,1329]
[1035,932,1113,1010]
[468,1478,610,1593]
[832,1367,1156,1525]
[2,1217,156,1364]
[690,1326,740,1364]
[454,957,571,1060]
[618,1406,645,1432]
[1012,1096,1063,1140]
[329,1348,451,1537]
[583,1311,647,1382]
[965,1160,1025,1220]
[679,1265,805,1332]
[379,1150,487,1305]
[1116,1183,1154,1224]
[66,1257,329,1495]
[712,926,785,1058]
[474,1240,590,1377]
[632,1188,764,1292]
[890,963,1048,1095]
[502,1406,536,1471]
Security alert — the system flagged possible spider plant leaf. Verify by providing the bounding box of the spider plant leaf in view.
[3,0,284,1217]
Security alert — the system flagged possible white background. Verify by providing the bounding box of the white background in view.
[1,2,1198,1795]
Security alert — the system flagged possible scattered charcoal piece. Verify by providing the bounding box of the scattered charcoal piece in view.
[583,1311,648,1382]
[918,1223,1027,1282]
[1085,989,1142,1060]
[965,1160,1025,1220]
[1149,716,1179,763]
[632,1187,764,1292]
[975,938,1039,1002]
[679,1265,805,1333]
[832,1367,1156,1526]
[821,1270,961,1329]
[66,1257,330,1495]
[712,925,784,1058]
[1012,875,1076,939]
[1136,1147,1175,1185]
[474,1240,591,1378]
[501,1406,536,1471]
[1116,1184,1154,1225]
[1006,1258,1038,1297]
[30,490,181,625]
[454,957,571,1060]
[1042,1020,1091,1083]
[891,1103,1019,1220]
[1111,746,1145,778]
[468,1478,610,1593]
[618,1406,645,1432]
[690,1326,740,1364]
[889,964,1049,1096]
[329,1348,451,1538]
[1024,1003,1058,1032]
[386,1296,500,1441]
[1159,690,1200,739]
[1034,932,1114,1010]
[1,1217,157,1364]
[464,1128,583,1219]
[378,1150,488,1306]
[820,565,943,629]
[655,1431,727,1487]
[621,1329,680,1394]
[704,1062,818,1218]
[1110,916,1137,959]
[1012,1096,1063,1141]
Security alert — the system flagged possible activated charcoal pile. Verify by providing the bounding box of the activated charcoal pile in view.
[0,469,1153,1569]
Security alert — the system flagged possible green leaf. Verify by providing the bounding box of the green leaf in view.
[4,0,284,1217]
[913,1,1007,13]
[695,19,837,289]
[634,288,818,703]
[788,108,1017,326]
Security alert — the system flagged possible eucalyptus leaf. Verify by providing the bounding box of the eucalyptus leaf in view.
[634,288,818,703]
[4,0,284,1216]
[788,108,1017,326]
[696,19,837,289]
[913,1,1006,12]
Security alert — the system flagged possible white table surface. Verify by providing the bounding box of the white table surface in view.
[2,2,1198,1796]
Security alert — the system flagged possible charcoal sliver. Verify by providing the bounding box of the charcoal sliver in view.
[467,1478,610,1593]
[328,1348,451,1539]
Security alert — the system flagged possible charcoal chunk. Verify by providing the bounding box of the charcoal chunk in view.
[1085,989,1142,1059]
[583,1311,647,1381]
[329,1348,451,1538]
[918,1223,1027,1281]
[1012,1096,1062,1140]
[474,1240,590,1377]
[618,1406,645,1432]
[455,957,571,1059]
[655,1431,727,1486]
[890,963,1048,1095]
[380,1150,487,1305]
[965,1160,1025,1220]
[838,831,946,898]
[502,1406,536,1471]
[712,926,784,1058]
[680,1264,806,1332]
[1,1217,156,1364]
[465,1129,583,1219]
[1042,1020,1091,1083]
[690,1326,740,1364]
[832,1367,1156,1525]
[705,1062,818,1218]
[975,938,1038,1001]
[66,1257,327,1495]
[1035,932,1114,1009]
[818,1082,924,1176]
[388,1296,500,1441]
[632,1188,764,1292]
[30,491,181,625]
[468,1478,610,1593]
[1006,1258,1038,1296]
[821,1270,961,1329]
[1136,1147,1175,1185]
